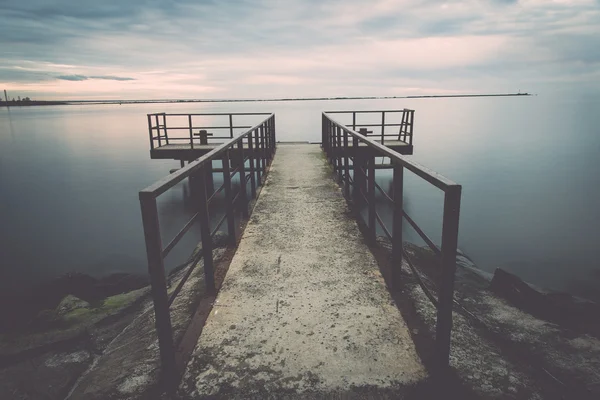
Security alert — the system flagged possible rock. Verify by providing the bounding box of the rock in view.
[491,268,600,334]
[57,295,90,316]
[212,231,230,248]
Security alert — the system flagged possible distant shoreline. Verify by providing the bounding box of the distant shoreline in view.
[0,93,531,107]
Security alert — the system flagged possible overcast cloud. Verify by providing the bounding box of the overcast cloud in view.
[0,0,598,99]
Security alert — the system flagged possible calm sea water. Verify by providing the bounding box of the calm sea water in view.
[1,96,599,301]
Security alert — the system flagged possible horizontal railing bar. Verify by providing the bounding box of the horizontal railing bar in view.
[325,110,411,114]
[375,211,393,241]
[324,113,457,191]
[140,114,273,198]
[404,249,439,307]
[207,182,226,204]
[344,124,410,128]
[403,211,442,256]
[211,212,228,237]
[162,211,199,258]
[167,254,202,307]
[148,112,272,116]
[158,125,253,130]
[373,181,394,204]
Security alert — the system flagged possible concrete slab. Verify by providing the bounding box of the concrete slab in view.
[179,144,426,398]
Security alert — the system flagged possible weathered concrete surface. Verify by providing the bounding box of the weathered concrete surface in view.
[180,144,426,398]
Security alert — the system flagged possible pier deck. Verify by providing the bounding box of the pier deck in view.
[178,144,426,397]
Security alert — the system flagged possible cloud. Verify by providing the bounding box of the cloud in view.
[56,74,135,81]
[0,0,598,99]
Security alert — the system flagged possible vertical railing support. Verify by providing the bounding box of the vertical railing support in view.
[222,151,236,245]
[229,114,234,138]
[343,131,350,199]
[255,129,262,185]
[352,112,356,131]
[196,169,216,295]
[352,135,360,205]
[139,195,176,390]
[237,140,248,218]
[163,113,169,145]
[434,185,462,373]
[381,111,386,144]
[148,114,154,150]
[155,114,161,147]
[367,155,376,242]
[188,115,194,150]
[248,131,257,197]
[337,126,343,183]
[391,163,404,288]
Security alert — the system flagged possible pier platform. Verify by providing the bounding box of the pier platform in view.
[178,144,426,398]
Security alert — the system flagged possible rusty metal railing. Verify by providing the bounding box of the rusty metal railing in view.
[147,112,273,150]
[139,114,276,389]
[325,109,414,145]
[322,111,461,373]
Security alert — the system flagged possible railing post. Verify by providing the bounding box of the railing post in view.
[254,129,262,185]
[196,168,216,295]
[381,111,386,144]
[352,135,361,206]
[188,115,194,150]
[271,115,277,158]
[337,126,343,183]
[329,122,335,164]
[222,151,236,245]
[434,185,462,373]
[237,140,248,218]
[409,110,415,146]
[148,114,154,150]
[163,113,169,145]
[139,194,176,389]
[352,112,356,131]
[322,114,326,149]
[155,114,161,147]
[248,131,257,197]
[343,131,350,199]
[367,155,376,242]
[391,162,404,288]
[229,114,234,138]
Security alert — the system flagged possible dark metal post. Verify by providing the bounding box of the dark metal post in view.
[205,161,214,195]
[248,131,257,197]
[254,129,262,185]
[148,114,154,150]
[367,155,376,242]
[322,114,326,149]
[155,114,161,147]
[343,131,350,198]
[229,114,234,138]
[188,115,194,150]
[352,112,356,131]
[352,136,360,205]
[237,140,248,218]
[222,151,236,245]
[336,126,343,183]
[163,113,169,145]
[139,195,176,389]
[409,110,415,146]
[391,163,404,288]
[434,185,462,373]
[381,111,386,144]
[271,115,277,157]
[196,169,216,294]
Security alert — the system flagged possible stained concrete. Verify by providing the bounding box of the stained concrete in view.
[179,144,426,398]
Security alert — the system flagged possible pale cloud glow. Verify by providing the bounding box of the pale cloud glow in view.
[0,0,599,100]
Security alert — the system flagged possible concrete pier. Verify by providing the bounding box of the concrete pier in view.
[179,144,426,398]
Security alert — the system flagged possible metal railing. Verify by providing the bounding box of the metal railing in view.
[147,112,273,150]
[322,111,461,372]
[139,114,276,388]
[325,109,414,145]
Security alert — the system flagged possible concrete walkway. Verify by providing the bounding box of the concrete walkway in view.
[179,144,426,398]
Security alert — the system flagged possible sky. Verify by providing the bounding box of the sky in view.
[0,0,599,100]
